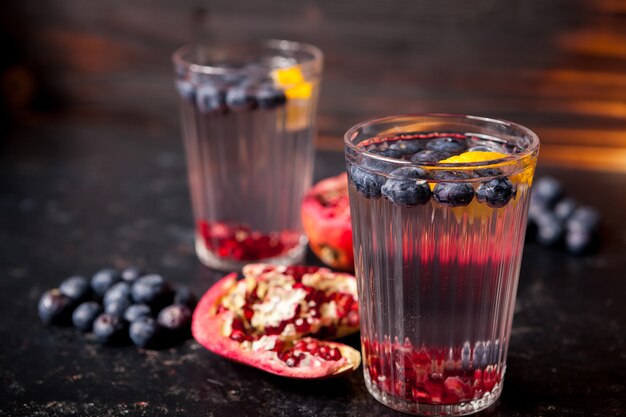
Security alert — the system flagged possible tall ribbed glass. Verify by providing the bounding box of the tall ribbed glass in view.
[173,41,322,270]
[344,115,539,416]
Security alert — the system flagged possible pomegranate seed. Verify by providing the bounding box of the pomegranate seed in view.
[294,318,310,333]
[243,307,254,321]
[328,347,342,361]
[346,310,360,327]
[306,342,319,354]
[230,330,246,343]
[231,318,245,332]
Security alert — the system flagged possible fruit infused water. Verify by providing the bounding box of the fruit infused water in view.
[172,41,323,270]
[344,115,539,416]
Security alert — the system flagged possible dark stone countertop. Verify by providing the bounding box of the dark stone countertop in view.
[1,122,625,417]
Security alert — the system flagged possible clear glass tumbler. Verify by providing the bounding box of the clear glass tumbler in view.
[173,40,323,270]
[344,114,539,415]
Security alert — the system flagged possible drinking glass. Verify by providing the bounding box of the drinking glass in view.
[173,40,323,270]
[345,114,539,415]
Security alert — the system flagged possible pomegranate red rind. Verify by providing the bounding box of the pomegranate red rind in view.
[301,173,354,271]
[192,265,361,379]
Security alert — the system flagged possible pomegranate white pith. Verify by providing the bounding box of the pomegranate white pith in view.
[192,265,361,378]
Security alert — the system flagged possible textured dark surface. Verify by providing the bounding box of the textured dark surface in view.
[1,121,625,416]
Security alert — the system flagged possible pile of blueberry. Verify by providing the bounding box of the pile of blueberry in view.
[37,267,197,349]
[175,68,288,114]
[527,177,601,255]
[349,134,518,208]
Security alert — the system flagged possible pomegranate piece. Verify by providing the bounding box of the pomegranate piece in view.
[198,221,300,261]
[301,173,354,271]
[192,264,361,379]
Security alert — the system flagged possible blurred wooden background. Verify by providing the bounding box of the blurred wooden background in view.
[1,0,625,171]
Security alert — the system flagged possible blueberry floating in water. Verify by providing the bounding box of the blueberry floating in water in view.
[59,275,90,302]
[91,268,122,298]
[432,171,474,207]
[381,167,431,206]
[349,164,386,199]
[131,274,172,308]
[196,83,228,113]
[256,83,287,109]
[124,303,152,323]
[476,177,517,208]
[410,150,451,164]
[93,313,127,345]
[72,301,102,332]
[129,317,161,348]
[369,147,404,159]
[426,137,467,154]
[38,289,73,325]
[474,168,504,178]
[388,140,423,156]
[175,79,196,102]
[226,82,258,111]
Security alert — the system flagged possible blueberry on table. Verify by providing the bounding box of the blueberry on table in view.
[131,274,172,307]
[175,79,196,102]
[72,301,103,332]
[256,83,287,109]
[124,303,152,323]
[121,266,143,283]
[532,176,563,207]
[554,198,577,222]
[566,229,596,255]
[38,289,73,325]
[535,212,564,247]
[174,287,198,309]
[226,82,258,111]
[105,298,132,317]
[567,206,601,234]
[91,268,122,298]
[389,140,423,156]
[59,275,90,302]
[103,282,131,306]
[129,317,161,349]
[381,167,431,206]
[426,137,467,154]
[93,313,127,345]
[410,150,450,164]
[157,304,192,334]
[476,177,517,208]
[196,83,228,113]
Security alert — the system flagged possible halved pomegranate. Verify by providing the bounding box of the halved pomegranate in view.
[301,173,354,271]
[192,264,361,379]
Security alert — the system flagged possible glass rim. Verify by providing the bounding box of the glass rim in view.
[344,113,540,168]
[171,39,323,75]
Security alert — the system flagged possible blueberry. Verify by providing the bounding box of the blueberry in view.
[473,341,486,368]
[535,212,564,246]
[196,83,228,113]
[426,137,467,154]
[131,274,172,307]
[474,168,504,177]
[256,83,286,109]
[72,301,102,332]
[410,150,450,164]
[532,176,563,207]
[432,171,474,207]
[567,206,601,234]
[388,140,423,156]
[91,268,121,298]
[566,229,596,255]
[124,303,152,322]
[369,147,404,159]
[174,287,197,309]
[461,342,471,370]
[103,282,131,306]
[105,297,132,317]
[381,167,431,206]
[175,79,196,102]
[349,165,386,199]
[554,198,577,222]
[121,266,143,283]
[93,313,127,345]
[59,275,90,302]
[157,304,192,334]
[226,82,258,111]
[129,317,161,348]
[476,177,517,208]
[38,289,73,325]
